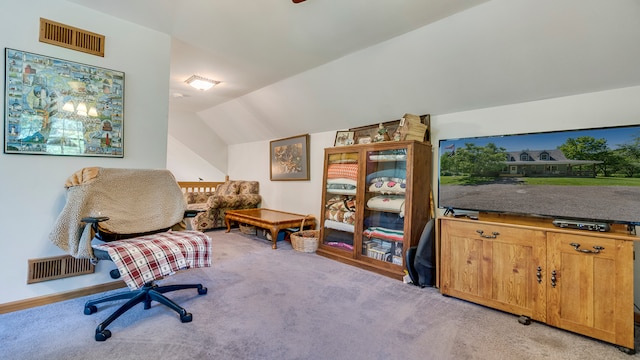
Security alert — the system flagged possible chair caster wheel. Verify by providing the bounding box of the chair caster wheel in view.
[198,287,208,295]
[95,329,111,341]
[84,305,97,315]
[181,312,193,323]
[518,315,531,325]
[109,269,121,279]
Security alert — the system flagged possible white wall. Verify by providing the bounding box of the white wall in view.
[0,0,172,304]
[227,130,336,219]
[166,135,226,182]
[166,108,228,180]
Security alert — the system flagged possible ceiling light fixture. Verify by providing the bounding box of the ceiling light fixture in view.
[185,75,220,91]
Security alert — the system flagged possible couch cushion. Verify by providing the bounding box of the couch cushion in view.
[238,181,259,195]
[216,181,240,196]
[184,191,215,204]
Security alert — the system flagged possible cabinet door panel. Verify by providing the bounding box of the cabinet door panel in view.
[440,219,546,320]
[490,240,535,309]
[547,232,634,349]
[448,234,483,296]
[319,151,359,255]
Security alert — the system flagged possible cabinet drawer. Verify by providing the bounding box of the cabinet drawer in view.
[443,219,544,245]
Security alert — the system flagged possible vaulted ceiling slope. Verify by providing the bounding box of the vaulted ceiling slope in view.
[70,0,640,145]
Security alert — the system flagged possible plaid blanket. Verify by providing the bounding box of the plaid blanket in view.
[93,230,212,290]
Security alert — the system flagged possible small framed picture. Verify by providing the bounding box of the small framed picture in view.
[334,131,355,146]
[270,134,310,181]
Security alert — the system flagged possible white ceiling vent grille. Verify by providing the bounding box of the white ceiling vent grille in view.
[39,18,105,57]
[27,255,95,284]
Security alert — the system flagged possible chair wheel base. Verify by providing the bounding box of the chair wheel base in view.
[181,312,193,323]
[198,287,208,295]
[84,305,97,315]
[95,329,111,341]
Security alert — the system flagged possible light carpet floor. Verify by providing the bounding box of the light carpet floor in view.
[1,229,639,360]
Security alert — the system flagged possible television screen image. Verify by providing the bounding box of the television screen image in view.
[438,124,640,225]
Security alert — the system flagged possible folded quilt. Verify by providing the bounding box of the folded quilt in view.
[363,227,404,242]
[367,195,405,217]
[326,180,357,195]
[327,178,357,186]
[328,153,358,163]
[324,219,355,233]
[325,195,356,225]
[368,179,406,194]
[325,242,354,251]
[93,230,212,290]
[366,168,406,184]
[327,163,358,181]
[364,212,405,231]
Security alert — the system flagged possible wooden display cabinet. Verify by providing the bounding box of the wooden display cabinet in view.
[316,140,431,280]
[440,215,636,353]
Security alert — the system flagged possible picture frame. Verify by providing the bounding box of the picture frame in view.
[4,48,125,157]
[350,120,401,144]
[334,131,355,146]
[270,134,310,181]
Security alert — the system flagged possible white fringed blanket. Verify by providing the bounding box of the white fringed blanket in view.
[49,167,188,259]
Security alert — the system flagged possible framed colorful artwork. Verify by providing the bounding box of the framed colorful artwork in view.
[4,48,124,157]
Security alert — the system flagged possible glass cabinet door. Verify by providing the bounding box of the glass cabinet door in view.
[361,147,407,266]
[322,151,359,253]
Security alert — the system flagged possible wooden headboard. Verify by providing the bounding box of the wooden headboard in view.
[178,176,228,194]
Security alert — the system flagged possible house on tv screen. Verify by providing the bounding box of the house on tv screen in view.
[502,149,601,177]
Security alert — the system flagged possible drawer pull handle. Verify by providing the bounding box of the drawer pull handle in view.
[569,243,604,254]
[476,230,499,239]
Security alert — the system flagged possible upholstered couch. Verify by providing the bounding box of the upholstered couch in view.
[186,180,261,231]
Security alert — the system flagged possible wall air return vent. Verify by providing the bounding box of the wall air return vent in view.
[27,255,95,284]
[39,18,105,57]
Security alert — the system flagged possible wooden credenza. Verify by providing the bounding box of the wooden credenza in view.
[439,215,636,352]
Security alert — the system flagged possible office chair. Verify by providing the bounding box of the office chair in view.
[50,167,212,341]
[405,218,435,287]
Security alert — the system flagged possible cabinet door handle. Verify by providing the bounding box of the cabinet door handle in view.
[551,270,557,288]
[536,266,542,284]
[569,242,604,254]
[476,230,499,239]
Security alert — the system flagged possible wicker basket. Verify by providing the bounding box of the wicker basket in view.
[239,223,256,235]
[290,216,319,253]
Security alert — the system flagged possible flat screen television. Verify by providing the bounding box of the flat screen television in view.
[438,124,640,226]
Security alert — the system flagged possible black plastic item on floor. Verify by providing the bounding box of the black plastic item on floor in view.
[406,218,435,287]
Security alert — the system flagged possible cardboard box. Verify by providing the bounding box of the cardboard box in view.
[400,113,427,142]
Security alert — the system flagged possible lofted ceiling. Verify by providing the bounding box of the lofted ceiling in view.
[67,1,490,109]
[68,0,640,146]
[71,0,487,112]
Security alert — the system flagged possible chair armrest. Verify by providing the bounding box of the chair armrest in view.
[184,209,204,218]
[81,216,110,223]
